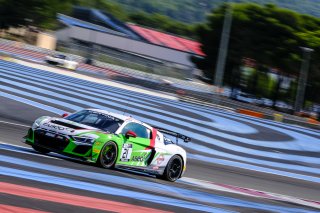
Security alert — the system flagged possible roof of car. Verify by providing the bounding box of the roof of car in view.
[86,108,129,120]
[54,54,66,57]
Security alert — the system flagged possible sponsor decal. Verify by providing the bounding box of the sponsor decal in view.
[132,156,144,162]
[43,123,73,131]
[87,110,121,122]
[93,149,100,153]
[156,155,165,165]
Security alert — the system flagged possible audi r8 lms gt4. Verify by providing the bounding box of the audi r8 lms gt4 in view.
[24,109,191,181]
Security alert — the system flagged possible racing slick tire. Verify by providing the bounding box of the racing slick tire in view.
[98,141,118,169]
[159,155,183,182]
[32,145,51,154]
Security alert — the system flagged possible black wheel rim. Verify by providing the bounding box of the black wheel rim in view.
[168,158,182,180]
[102,143,116,166]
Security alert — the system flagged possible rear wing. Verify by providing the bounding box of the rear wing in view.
[155,127,191,144]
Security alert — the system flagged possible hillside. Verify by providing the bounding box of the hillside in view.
[108,0,320,23]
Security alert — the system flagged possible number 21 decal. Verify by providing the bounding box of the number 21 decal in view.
[120,143,132,162]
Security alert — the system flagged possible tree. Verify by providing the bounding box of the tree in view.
[0,0,74,29]
[107,0,320,24]
[0,0,42,28]
[296,28,320,104]
[193,3,320,104]
[74,0,128,21]
[128,12,195,37]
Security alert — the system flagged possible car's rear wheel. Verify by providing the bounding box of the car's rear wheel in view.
[160,155,183,182]
[98,141,118,169]
[32,145,51,154]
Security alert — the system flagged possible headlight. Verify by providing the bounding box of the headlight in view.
[32,117,45,129]
[31,116,50,129]
[72,136,95,144]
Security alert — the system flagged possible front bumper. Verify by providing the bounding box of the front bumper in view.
[25,128,93,157]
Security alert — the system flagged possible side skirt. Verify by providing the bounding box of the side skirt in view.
[115,164,165,176]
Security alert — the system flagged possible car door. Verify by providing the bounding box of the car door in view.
[117,122,153,167]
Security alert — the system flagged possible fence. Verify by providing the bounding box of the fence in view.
[58,42,194,80]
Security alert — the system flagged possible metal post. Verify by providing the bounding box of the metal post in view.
[214,2,233,88]
[294,47,313,112]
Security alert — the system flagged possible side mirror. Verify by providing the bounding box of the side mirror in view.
[125,130,137,138]
[62,113,69,118]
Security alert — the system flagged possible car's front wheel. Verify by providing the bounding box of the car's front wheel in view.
[32,145,51,154]
[160,155,183,182]
[98,141,118,169]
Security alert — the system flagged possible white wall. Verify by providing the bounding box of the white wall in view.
[59,26,195,67]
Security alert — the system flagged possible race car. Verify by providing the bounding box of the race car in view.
[24,109,190,181]
[44,54,78,70]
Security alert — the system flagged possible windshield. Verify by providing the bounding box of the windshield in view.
[65,110,123,133]
[54,54,66,59]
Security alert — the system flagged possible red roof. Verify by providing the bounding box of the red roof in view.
[128,24,205,56]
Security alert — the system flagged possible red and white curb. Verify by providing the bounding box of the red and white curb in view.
[180,177,320,209]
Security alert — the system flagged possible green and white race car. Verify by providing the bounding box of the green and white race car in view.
[24,109,190,181]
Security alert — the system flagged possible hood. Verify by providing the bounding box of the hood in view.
[39,117,98,135]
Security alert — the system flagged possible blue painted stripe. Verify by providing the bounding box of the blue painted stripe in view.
[1,60,320,182]
[184,98,320,136]
[0,70,159,108]
[0,155,317,213]
[2,60,317,139]
[188,153,320,183]
[0,61,164,100]
[0,84,82,111]
[1,66,319,153]
[0,91,64,114]
[0,63,172,108]
[0,79,319,176]
[2,79,319,171]
[1,71,319,158]
[0,60,318,138]
[0,50,42,62]
[0,70,258,134]
[0,166,231,213]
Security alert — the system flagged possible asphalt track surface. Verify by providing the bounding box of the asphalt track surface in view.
[0,59,320,212]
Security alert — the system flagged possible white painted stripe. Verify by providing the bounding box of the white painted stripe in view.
[0,120,29,128]
[1,83,319,175]
[3,62,318,137]
[1,60,320,183]
[0,141,63,160]
[180,177,320,210]
[3,82,319,169]
[1,141,318,211]
[2,68,319,153]
[15,59,178,100]
[2,73,320,166]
